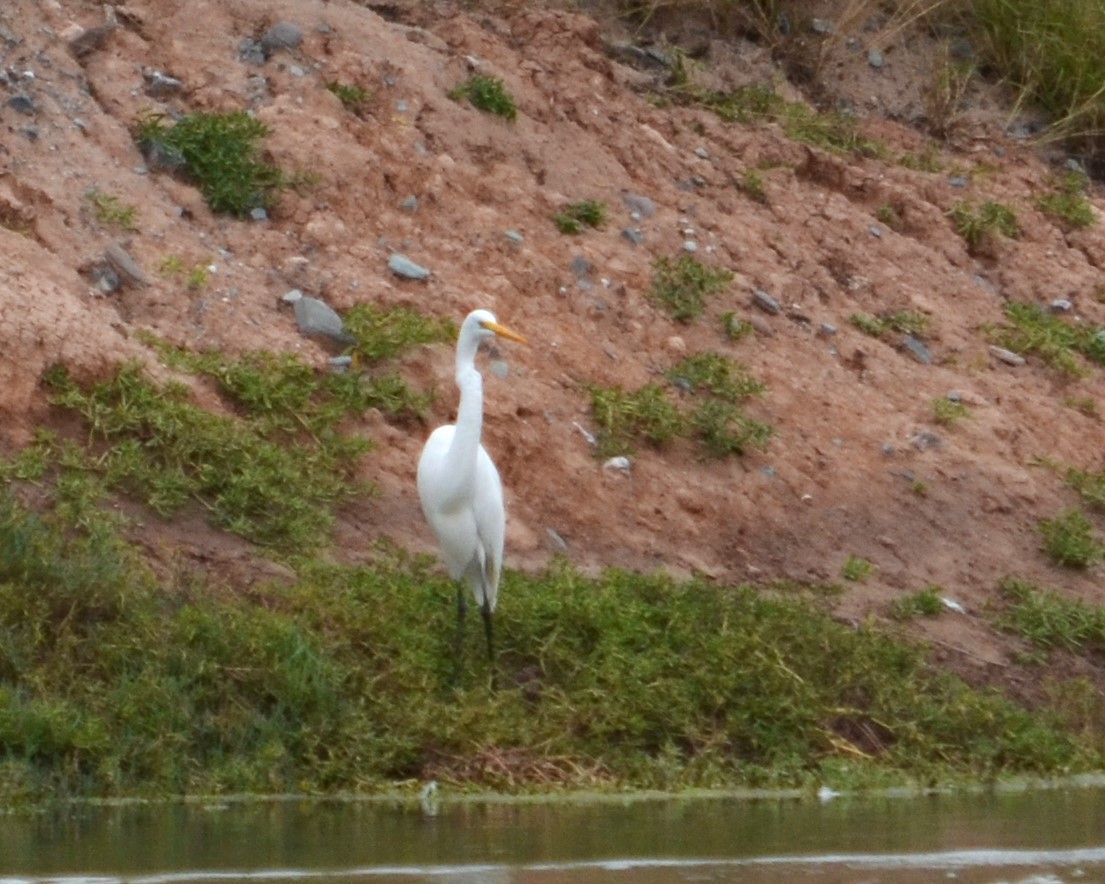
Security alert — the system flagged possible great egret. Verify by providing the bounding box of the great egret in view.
[416,309,526,671]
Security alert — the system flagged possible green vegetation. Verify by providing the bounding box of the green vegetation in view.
[849,310,930,339]
[159,255,210,290]
[1038,509,1104,568]
[1037,172,1096,228]
[931,396,970,427]
[326,80,370,112]
[890,586,946,620]
[998,577,1105,653]
[85,189,137,230]
[35,361,371,552]
[842,555,876,582]
[898,144,945,173]
[135,111,288,217]
[739,169,766,203]
[988,302,1105,376]
[0,492,1098,806]
[1065,465,1105,510]
[964,0,1105,155]
[587,352,771,459]
[553,200,607,235]
[722,311,755,340]
[684,82,885,157]
[648,254,733,323]
[341,303,455,364]
[948,200,1019,250]
[448,74,517,121]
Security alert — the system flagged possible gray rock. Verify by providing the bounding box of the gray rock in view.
[282,289,355,345]
[388,254,431,280]
[6,93,34,115]
[238,38,266,66]
[504,230,524,244]
[819,322,838,336]
[621,192,655,218]
[752,289,781,314]
[144,69,183,96]
[810,18,834,34]
[694,146,710,159]
[1049,298,1073,313]
[621,227,644,245]
[261,21,304,54]
[948,175,969,188]
[901,335,932,365]
[104,243,151,288]
[682,240,698,252]
[250,207,268,222]
[867,48,885,68]
[569,255,593,278]
[869,225,882,237]
[400,195,419,212]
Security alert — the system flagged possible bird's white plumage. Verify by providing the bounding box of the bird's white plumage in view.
[416,309,524,618]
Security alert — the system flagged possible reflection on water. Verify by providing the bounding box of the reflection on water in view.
[2,784,1105,884]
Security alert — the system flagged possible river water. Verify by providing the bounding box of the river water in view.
[3,783,1105,883]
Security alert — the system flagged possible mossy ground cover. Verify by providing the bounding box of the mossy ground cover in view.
[0,483,1100,807]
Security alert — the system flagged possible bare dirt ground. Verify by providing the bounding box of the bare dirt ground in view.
[3,0,1105,695]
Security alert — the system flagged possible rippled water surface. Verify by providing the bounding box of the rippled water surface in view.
[3,784,1105,883]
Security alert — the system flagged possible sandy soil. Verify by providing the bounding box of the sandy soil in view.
[3,0,1105,695]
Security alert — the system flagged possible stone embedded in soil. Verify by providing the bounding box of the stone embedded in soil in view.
[388,254,431,280]
[752,289,782,314]
[261,21,304,54]
[900,335,932,365]
[988,346,1026,366]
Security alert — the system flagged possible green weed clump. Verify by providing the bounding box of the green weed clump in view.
[1037,172,1096,228]
[849,310,930,339]
[340,303,456,365]
[448,74,517,121]
[964,0,1105,158]
[948,200,1019,250]
[85,189,137,230]
[1038,509,1104,568]
[0,497,1097,806]
[587,352,771,459]
[648,255,734,323]
[890,586,946,620]
[37,358,373,551]
[553,200,607,235]
[989,302,1105,376]
[932,396,970,426]
[842,555,876,582]
[998,577,1105,653]
[326,81,370,112]
[135,111,287,217]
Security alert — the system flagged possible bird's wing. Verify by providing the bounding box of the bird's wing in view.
[470,444,505,611]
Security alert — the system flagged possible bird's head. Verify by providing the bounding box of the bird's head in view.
[465,309,527,345]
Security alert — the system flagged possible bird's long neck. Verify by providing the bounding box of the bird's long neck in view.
[446,329,485,490]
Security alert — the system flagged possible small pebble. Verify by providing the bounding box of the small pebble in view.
[400,195,419,211]
[1049,298,1072,313]
[388,254,431,280]
[603,456,631,473]
[621,227,644,245]
[237,37,266,66]
[819,322,838,336]
[250,207,268,222]
[504,230,524,243]
[144,69,183,96]
[569,255,593,278]
[946,390,962,402]
[546,528,569,552]
[867,48,885,68]
[694,146,710,159]
[6,94,34,115]
[682,240,698,252]
[948,175,969,188]
[869,225,881,237]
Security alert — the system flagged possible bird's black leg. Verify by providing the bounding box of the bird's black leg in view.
[451,583,467,687]
[481,600,496,690]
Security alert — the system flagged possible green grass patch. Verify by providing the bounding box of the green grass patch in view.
[341,303,456,364]
[1037,172,1096,228]
[553,200,607,235]
[932,396,970,427]
[326,81,370,112]
[648,255,734,323]
[963,0,1105,158]
[849,310,930,339]
[34,353,379,552]
[890,586,946,620]
[84,189,137,230]
[998,577,1105,653]
[842,555,876,582]
[587,352,771,459]
[448,74,517,121]
[948,200,1019,250]
[135,111,288,217]
[1038,508,1104,568]
[988,302,1105,376]
[686,82,885,157]
[0,495,1098,806]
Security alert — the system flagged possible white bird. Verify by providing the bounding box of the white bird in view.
[417,309,526,671]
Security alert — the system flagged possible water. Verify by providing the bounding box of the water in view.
[3,785,1105,883]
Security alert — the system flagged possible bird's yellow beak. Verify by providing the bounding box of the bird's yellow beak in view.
[482,320,527,345]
